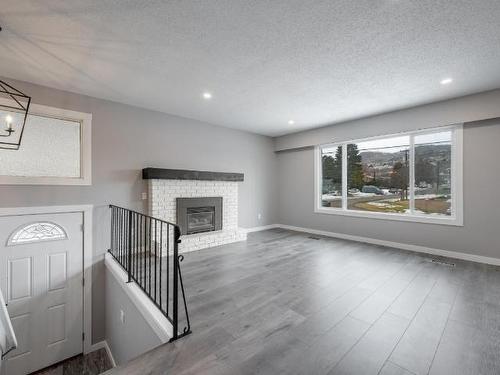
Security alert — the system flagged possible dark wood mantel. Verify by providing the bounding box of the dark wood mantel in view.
[142,168,244,182]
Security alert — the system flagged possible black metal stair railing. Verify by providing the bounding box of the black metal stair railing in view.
[108,205,191,341]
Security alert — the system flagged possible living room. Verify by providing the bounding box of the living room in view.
[0,1,499,374]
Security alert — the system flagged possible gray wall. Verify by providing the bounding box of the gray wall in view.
[276,118,500,259]
[0,78,278,343]
[1,76,499,350]
[275,89,500,151]
[105,268,162,365]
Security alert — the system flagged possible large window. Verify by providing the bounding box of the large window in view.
[316,125,462,225]
[0,104,91,185]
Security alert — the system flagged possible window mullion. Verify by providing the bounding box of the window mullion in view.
[342,143,348,210]
[409,134,415,214]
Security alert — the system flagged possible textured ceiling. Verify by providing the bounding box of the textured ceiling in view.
[1,1,500,136]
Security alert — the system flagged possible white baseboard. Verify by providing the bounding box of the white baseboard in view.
[89,340,116,368]
[242,224,279,233]
[275,224,500,267]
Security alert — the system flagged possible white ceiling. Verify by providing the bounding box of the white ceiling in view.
[1,1,500,136]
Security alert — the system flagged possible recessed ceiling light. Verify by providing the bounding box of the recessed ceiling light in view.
[288,120,295,125]
[202,92,212,99]
[440,78,453,85]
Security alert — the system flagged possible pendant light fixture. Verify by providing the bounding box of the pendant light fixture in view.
[0,79,31,150]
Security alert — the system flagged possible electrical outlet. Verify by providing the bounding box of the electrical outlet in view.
[257,213,262,220]
[141,192,147,200]
[120,309,125,324]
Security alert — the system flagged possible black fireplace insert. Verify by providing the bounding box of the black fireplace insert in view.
[176,197,223,235]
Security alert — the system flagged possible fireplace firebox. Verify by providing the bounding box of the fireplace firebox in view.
[176,197,223,235]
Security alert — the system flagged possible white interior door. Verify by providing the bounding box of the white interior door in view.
[0,212,83,375]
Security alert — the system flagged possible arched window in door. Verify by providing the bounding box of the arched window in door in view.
[8,222,67,245]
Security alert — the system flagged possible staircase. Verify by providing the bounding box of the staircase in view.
[108,205,191,341]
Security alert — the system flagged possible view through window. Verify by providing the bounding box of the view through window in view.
[321,145,342,208]
[318,127,459,221]
[347,136,410,214]
[414,132,452,216]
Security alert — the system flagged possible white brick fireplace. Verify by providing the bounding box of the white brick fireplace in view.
[146,168,247,253]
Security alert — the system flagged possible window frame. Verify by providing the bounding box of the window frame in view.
[0,103,92,185]
[314,124,463,226]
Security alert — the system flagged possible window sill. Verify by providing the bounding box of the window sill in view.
[0,176,91,186]
[314,207,463,226]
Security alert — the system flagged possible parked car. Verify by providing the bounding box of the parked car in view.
[362,185,384,195]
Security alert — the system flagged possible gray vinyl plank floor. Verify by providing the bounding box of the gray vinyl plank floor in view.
[105,229,500,375]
